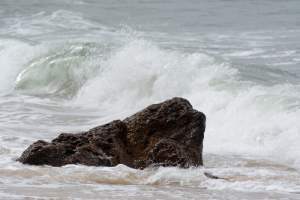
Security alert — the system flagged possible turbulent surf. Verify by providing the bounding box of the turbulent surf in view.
[0,1,300,199]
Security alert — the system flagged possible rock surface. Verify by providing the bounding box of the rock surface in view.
[18,97,206,169]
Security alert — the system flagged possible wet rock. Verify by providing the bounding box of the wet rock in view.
[18,97,206,169]
[18,120,131,167]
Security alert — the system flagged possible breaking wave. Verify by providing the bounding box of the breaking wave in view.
[1,36,300,168]
[15,42,99,97]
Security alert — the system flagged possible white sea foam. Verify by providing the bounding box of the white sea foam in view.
[70,39,300,168]
[0,160,299,197]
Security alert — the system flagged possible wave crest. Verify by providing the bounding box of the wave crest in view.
[15,42,98,97]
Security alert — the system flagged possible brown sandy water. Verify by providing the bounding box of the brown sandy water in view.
[0,152,299,199]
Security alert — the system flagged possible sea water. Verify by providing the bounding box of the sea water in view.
[0,0,300,199]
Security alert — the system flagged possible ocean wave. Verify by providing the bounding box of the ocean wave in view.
[1,36,300,168]
[0,39,49,94]
[0,10,102,37]
[71,39,300,168]
[15,42,99,97]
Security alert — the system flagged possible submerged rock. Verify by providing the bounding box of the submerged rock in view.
[18,97,206,169]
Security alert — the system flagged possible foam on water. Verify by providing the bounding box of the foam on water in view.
[74,39,237,111]
[0,156,299,199]
[70,39,300,168]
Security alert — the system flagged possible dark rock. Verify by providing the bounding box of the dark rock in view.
[18,120,131,167]
[18,97,206,169]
